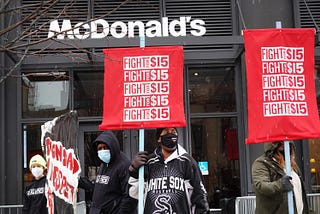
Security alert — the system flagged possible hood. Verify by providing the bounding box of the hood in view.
[154,144,187,164]
[93,131,120,162]
[264,142,279,153]
[264,141,294,154]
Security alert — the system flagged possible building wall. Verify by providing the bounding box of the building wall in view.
[241,0,294,29]
[0,0,22,204]
[0,1,6,203]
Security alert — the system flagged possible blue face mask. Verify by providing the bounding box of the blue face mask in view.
[98,149,111,163]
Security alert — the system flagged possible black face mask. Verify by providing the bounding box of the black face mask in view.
[160,133,178,148]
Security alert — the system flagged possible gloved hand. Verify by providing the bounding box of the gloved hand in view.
[78,176,94,192]
[281,175,293,192]
[130,151,148,172]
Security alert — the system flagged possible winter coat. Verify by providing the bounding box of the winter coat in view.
[128,144,209,214]
[89,131,137,214]
[22,176,48,214]
[251,142,309,214]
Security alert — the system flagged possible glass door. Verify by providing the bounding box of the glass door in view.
[188,65,240,210]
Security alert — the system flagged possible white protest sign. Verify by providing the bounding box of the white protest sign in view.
[45,137,81,213]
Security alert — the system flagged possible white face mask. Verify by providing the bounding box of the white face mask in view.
[98,149,111,163]
[31,166,44,178]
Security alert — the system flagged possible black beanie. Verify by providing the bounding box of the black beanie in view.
[155,128,177,140]
[156,128,165,140]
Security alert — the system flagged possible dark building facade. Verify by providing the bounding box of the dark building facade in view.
[1,0,320,211]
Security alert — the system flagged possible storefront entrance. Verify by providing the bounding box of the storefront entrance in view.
[76,119,240,211]
[21,64,242,211]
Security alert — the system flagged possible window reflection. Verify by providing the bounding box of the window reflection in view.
[315,65,320,108]
[309,138,320,193]
[74,70,104,117]
[188,67,236,113]
[22,72,70,118]
[22,124,43,188]
[30,81,68,111]
[312,65,320,193]
[190,117,240,208]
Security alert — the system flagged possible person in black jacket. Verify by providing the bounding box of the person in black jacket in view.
[128,127,210,214]
[83,130,137,214]
[22,154,48,214]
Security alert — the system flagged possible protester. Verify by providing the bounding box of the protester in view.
[128,127,210,214]
[22,154,48,214]
[79,130,137,214]
[252,141,309,214]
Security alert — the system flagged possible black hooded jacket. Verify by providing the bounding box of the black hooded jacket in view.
[89,131,137,214]
[22,176,48,214]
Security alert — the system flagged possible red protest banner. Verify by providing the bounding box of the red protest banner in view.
[243,28,320,144]
[99,46,186,130]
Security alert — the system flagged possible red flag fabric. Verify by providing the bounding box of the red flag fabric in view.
[243,28,320,144]
[225,128,239,160]
[99,46,186,130]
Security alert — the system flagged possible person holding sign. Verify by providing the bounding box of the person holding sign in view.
[22,154,48,214]
[252,141,309,214]
[128,127,210,214]
[82,131,137,214]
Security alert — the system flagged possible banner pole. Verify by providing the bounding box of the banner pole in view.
[138,36,145,214]
[138,129,144,214]
[284,140,294,214]
[276,19,294,214]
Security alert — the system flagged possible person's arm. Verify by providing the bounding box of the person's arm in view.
[119,165,138,214]
[126,151,149,201]
[78,176,95,192]
[252,158,291,196]
[189,157,210,214]
[22,188,30,214]
[127,165,139,200]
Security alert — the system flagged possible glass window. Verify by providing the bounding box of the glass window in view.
[188,67,236,113]
[74,70,104,117]
[190,117,240,208]
[309,138,320,193]
[23,124,43,187]
[188,65,239,209]
[315,65,320,108]
[22,72,70,118]
[311,65,320,193]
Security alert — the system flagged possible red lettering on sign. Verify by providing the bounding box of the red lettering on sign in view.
[45,137,81,204]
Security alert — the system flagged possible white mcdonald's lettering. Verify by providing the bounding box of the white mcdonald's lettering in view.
[47,17,206,39]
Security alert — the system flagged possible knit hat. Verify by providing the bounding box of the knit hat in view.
[156,128,177,140]
[29,154,46,170]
